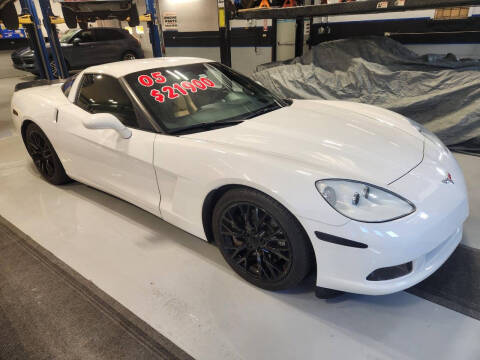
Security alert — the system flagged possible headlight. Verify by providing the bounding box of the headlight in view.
[408,119,449,152]
[316,179,415,223]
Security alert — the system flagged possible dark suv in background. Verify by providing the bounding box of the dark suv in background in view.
[11,27,144,77]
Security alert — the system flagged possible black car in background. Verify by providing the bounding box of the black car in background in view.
[11,27,144,77]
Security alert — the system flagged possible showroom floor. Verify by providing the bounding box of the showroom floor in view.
[1,66,480,359]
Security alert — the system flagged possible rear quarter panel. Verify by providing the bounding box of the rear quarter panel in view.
[11,84,69,148]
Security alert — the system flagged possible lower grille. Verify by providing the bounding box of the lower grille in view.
[367,262,413,281]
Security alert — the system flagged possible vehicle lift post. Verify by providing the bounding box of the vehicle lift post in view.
[145,0,163,57]
[19,0,53,79]
[38,0,69,78]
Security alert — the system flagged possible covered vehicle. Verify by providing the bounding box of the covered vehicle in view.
[11,27,143,77]
[253,36,480,148]
[11,58,469,298]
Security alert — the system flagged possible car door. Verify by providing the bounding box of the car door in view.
[92,28,124,64]
[55,73,161,216]
[70,29,99,68]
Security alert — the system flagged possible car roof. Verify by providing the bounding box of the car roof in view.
[83,57,214,78]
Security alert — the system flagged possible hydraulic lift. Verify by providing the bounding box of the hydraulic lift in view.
[18,0,53,79]
[4,0,164,79]
[221,0,480,66]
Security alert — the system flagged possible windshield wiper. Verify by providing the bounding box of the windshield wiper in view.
[169,119,244,135]
[244,103,281,119]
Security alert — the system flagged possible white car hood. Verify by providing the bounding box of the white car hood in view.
[184,100,425,185]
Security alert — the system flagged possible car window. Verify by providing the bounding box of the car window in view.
[60,29,80,43]
[95,29,124,41]
[76,30,95,43]
[76,73,151,130]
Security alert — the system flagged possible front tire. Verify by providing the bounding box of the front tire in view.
[0,2,19,30]
[25,123,70,185]
[61,5,77,29]
[212,188,313,291]
[128,3,140,27]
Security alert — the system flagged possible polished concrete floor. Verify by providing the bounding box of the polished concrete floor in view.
[1,69,480,359]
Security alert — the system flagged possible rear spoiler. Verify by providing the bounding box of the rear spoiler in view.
[14,79,65,92]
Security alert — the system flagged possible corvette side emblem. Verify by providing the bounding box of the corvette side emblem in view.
[442,173,454,184]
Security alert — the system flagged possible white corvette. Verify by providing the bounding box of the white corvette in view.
[11,57,469,298]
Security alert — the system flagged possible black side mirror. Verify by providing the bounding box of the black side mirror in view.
[72,38,81,46]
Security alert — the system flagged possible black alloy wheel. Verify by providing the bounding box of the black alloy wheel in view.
[49,59,58,78]
[122,51,136,60]
[220,203,292,282]
[25,123,70,185]
[213,188,313,291]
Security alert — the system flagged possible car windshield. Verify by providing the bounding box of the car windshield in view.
[61,74,78,97]
[60,29,79,43]
[124,62,287,133]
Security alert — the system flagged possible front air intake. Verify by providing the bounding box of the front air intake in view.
[366,262,413,281]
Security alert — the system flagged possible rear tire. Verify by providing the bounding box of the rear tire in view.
[61,5,77,29]
[127,3,140,27]
[48,59,69,78]
[49,59,58,78]
[24,123,70,185]
[0,2,19,30]
[212,188,313,291]
[122,51,136,61]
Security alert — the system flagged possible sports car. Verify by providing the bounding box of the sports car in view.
[10,57,469,298]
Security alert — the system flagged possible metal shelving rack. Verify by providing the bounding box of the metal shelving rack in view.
[221,0,480,65]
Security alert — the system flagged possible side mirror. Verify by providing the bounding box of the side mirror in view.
[82,113,132,139]
[72,37,81,46]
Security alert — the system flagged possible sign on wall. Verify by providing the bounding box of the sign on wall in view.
[162,12,178,31]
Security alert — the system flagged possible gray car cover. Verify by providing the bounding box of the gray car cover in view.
[252,36,480,148]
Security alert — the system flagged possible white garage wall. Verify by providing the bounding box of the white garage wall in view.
[157,0,218,32]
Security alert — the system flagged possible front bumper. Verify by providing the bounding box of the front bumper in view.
[302,141,469,296]
[11,55,37,73]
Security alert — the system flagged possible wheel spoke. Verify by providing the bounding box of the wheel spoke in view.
[226,244,247,259]
[221,224,242,238]
[28,130,56,179]
[263,256,283,276]
[225,209,243,232]
[220,202,292,283]
[264,246,290,262]
[45,159,55,176]
[39,159,46,175]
